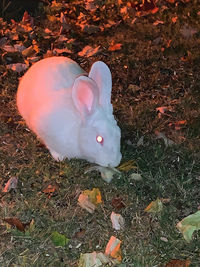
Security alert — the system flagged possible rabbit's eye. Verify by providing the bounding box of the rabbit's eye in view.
[96,135,104,145]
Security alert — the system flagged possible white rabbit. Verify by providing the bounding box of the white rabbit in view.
[17,56,122,167]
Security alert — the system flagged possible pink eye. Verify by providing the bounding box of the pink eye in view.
[96,135,104,145]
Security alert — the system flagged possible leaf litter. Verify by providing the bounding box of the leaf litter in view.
[1,0,200,265]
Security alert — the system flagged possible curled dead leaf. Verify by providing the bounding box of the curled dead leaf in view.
[3,176,18,192]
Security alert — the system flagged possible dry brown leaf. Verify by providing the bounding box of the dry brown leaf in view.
[3,217,31,232]
[164,259,191,267]
[42,184,59,198]
[74,229,86,239]
[6,63,28,73]
[168,120,187,130]
[78,45,100,57]
[153,20,164,26]
[180,24,197,38]
[111,197,125,210]
[53,48,73,55]
[22,45,36,57]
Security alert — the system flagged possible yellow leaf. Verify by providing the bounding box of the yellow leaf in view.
[144,198,163,213]
[83,188,102,205]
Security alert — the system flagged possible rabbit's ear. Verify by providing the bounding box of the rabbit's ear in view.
[89,61,112,111]
[72,76,98,118]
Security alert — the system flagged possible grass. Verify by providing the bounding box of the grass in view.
[1,0,200,266]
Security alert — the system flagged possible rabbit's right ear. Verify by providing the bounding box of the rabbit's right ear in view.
[89,61,112,113]
[72,76,98,118]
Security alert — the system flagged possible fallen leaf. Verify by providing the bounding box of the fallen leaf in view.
[3,217,31,232]
[110,212,125,230]
[78,252,111,267]
[172,16,178,23]
[74,229,86,239]
[129,173,142,181]
[6,63,28,73]
[22,11,33,26]
[47,15,59,22]
[2,45,17,52]
[160,236,168,242]
[108,43,122,52]
[79,24,100,34]
[134,0,159,15]
[156,106,169,114]
[155,131,175,146]
[85,0,98,12]
[78,45,100,57]
[118,160,137,171]
[42,184,58,197]
[153,20,164,26]
[22,45,36,57]
[164,259,191,267]
[83,188,102,205]
[144,198,163,213]
[3,176,18,192]
[78,194,96,213]
[128,84,140,94]
[180,24,197,38]
[111,197,125,210]
[169,120,187,130]
[51,231,69,247]
[53,48,73,55]
[105,236,122,262]
[176,210,200,242]
[85,166,121,183]
[137,136,144,146]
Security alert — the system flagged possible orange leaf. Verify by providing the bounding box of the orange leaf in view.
[43,184,58,194]
[3,177,18,192]
[172,16,178,23]
[169,120,187,130]
[105,236,122,262]
[108,43,122,51]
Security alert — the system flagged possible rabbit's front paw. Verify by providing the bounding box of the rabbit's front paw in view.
[50,150,65,161]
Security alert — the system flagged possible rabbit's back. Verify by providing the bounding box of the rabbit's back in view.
[17,57,85,122]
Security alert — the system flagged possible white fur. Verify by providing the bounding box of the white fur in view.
[17,56,122,167]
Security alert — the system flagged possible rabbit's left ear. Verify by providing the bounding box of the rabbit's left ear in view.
[89,61,112,112]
